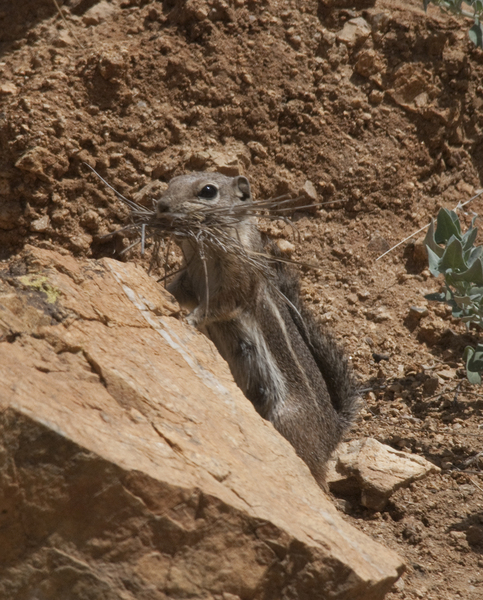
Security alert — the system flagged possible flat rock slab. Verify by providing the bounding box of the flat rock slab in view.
[329,438,441,511]
[0,247,404,599]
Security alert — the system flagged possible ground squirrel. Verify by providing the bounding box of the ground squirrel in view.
[153,172,360,487]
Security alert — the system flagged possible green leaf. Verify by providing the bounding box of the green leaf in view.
[423,0,431,11]
[439,236,467,272]
[435,209,461,244]
[453,294,474,307]
[464,345,483,384]
[426,246,443,276]
[469,22,483,48]
[461,314,479,324]
[462,226,478,251]
[466,366,482,384]
[424,219,445,259]
[423,207,483,385]
[451,257,483,285]
[452,306,465,319]
[467,245,483,265]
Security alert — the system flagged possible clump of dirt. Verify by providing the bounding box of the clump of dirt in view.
[1,0,483,597]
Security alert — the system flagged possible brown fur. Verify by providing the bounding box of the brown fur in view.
[154,172,360,487]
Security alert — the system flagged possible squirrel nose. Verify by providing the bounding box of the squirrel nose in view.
[156,200,170,214]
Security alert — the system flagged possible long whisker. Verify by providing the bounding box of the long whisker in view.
[89,171,338,281]
[83,163,152,214]
[141,224,146,255]
[161,234,177,283]
[120,238,142,255]
[98,223,140,239]
[247,250,322,271]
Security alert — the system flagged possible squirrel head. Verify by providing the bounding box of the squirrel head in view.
[155,172,252,219]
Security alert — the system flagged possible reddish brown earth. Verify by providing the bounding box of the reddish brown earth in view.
[1,0,482,598]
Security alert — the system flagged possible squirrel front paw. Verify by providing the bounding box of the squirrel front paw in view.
[186,307,207,329]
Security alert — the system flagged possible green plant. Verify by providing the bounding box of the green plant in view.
[424,208,483,383]
[424,0,483,47]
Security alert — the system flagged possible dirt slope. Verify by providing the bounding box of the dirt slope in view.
[0,0,482,598]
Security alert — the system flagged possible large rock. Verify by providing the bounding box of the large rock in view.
[0,246,404,599]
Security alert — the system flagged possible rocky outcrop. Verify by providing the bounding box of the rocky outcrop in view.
[0,247,404,599]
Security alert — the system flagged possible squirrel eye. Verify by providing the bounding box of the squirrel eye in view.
[198,184,218,200]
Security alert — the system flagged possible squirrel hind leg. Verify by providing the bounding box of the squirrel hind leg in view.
[272,406,338,491]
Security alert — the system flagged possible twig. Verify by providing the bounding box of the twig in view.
[453,381,462,407]
[51,0,84,49]
[376,188,483,261]
[375,223,431,262]
[470,477,483,491]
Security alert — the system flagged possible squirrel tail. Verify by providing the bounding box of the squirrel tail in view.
[299,305,361,431]
[274,261,360,432]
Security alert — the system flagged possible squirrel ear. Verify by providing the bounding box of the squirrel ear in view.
[233,176,251,202]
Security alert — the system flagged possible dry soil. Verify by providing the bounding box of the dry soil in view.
[1,0,482,598]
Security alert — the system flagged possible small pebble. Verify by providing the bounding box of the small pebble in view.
[408,306,429,319]
[276,239,295,255]
[30,215,50,232]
